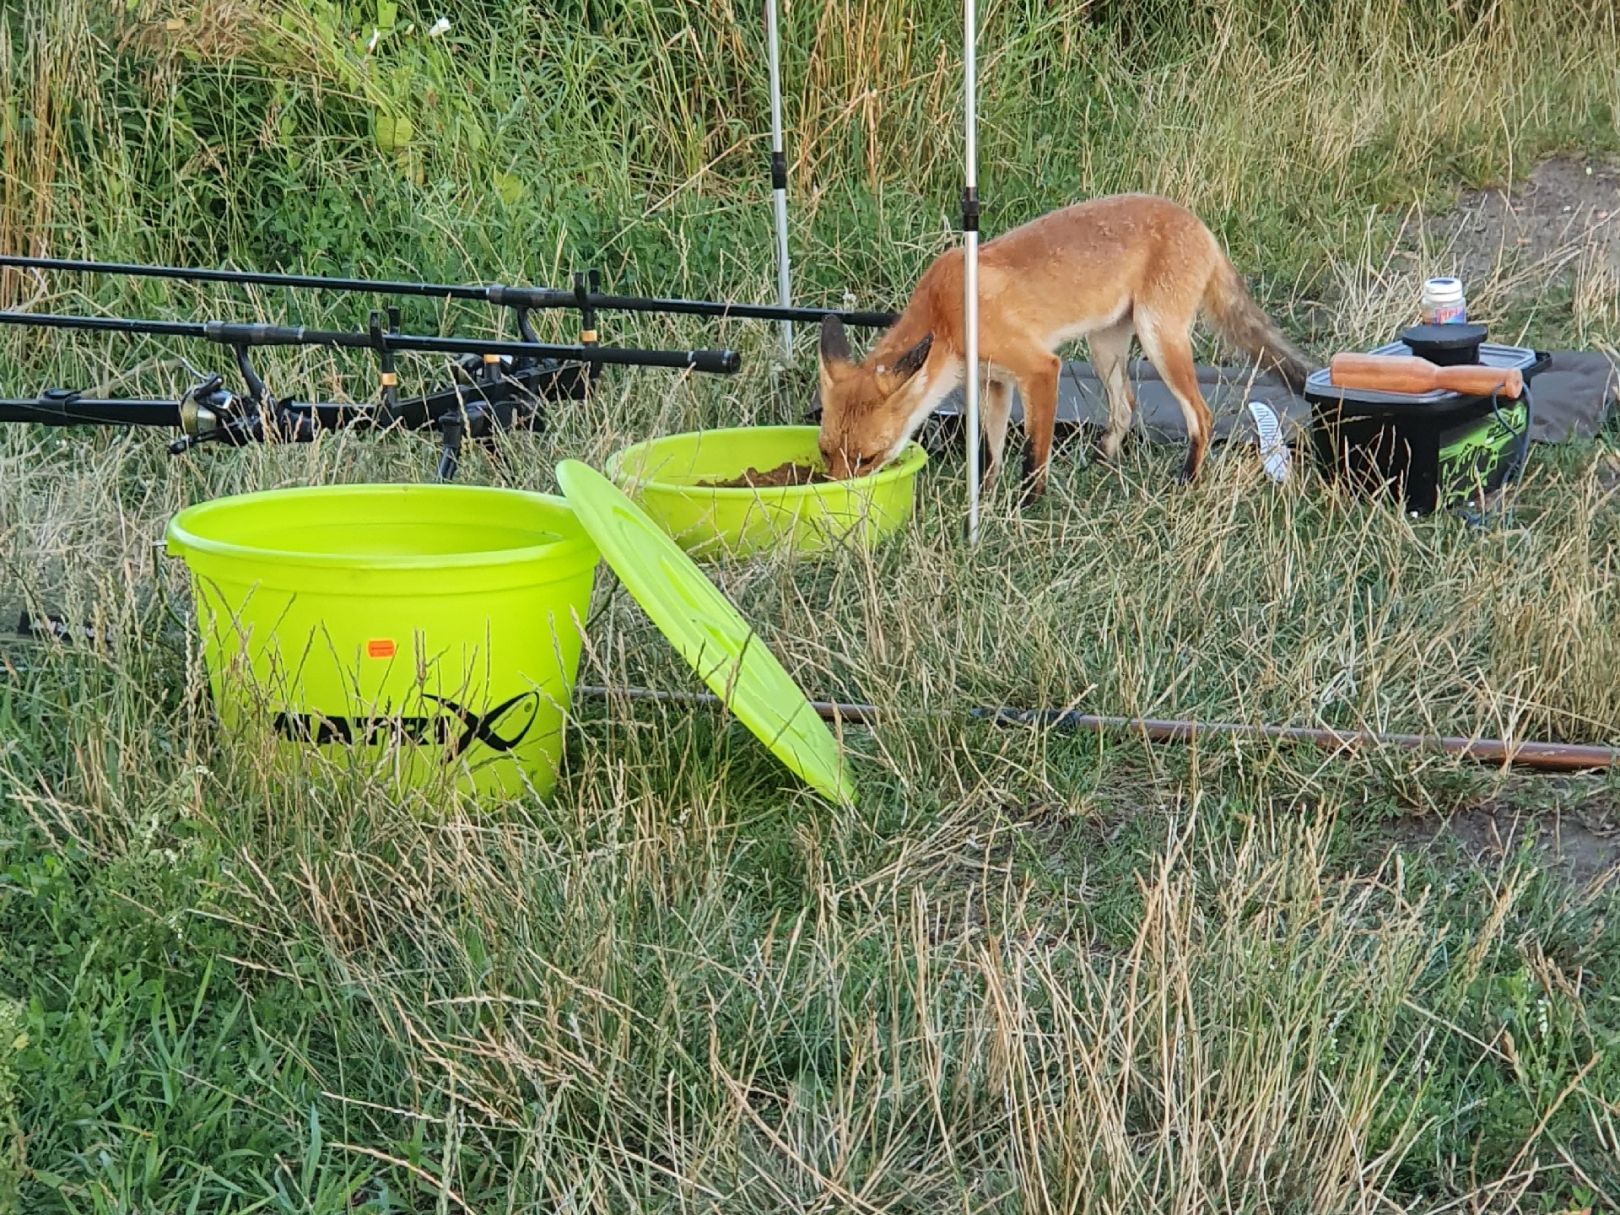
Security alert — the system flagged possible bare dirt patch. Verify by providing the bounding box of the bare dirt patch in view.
[1396,154,1620,444]
[1414,155,1620,288]
[1384,789,1620,888]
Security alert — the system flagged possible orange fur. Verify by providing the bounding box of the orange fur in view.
[816,192,1315,505]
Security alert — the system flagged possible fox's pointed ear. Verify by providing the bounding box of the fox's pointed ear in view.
[876,332,933,386]
[894,331,933,377]
[819,315,852,365]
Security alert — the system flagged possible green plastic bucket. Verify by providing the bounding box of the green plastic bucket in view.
[604,425,927,559]
[164,483,599,800]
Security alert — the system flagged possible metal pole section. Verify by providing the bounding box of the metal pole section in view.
[962,0,982,544]
[574,685,1620,773]
[765,0,794,359]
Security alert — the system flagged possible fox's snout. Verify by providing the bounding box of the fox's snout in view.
[820,440,876,480]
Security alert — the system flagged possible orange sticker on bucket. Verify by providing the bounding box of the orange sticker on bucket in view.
[367,639,397,659]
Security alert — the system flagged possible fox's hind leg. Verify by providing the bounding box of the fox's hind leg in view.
[1087,319,1136,461]
[1135,311,1213,483]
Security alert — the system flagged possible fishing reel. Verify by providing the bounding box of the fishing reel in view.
[172,370,269,452]
[169,344,308,453]
[163,325,570,480]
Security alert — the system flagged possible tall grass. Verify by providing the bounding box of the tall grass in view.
[3,1,1619,1212]
[5,0,1620,311]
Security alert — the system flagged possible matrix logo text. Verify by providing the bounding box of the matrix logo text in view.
[272,691,540,763]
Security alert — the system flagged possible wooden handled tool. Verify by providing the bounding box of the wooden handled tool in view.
[1329,353,1523,399]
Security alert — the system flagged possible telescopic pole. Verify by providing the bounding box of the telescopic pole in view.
[961,0,982,545]
[765,0,795,359]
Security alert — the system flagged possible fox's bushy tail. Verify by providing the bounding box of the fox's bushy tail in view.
[1202,254,1317,393]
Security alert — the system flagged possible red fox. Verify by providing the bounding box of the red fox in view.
[815,192,1315,505]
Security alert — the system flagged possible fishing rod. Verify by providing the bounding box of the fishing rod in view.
[0,303,741,479]
[0,309,740,371]
[0,254,901,330]
[2,358,566,483]
[2,355,572,483]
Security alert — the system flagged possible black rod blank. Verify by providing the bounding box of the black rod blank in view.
[0,309,741,374]
[0,253,898,329]
[0,394,181,427]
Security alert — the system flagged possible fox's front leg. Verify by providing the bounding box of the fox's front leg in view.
[1015,353,1062,509]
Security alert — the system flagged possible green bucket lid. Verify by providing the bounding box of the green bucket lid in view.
[555,459,857,806]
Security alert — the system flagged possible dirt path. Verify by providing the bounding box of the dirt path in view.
[1414,155,1620,289]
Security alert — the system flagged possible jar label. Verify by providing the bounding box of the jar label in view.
[1424,303,1467,324]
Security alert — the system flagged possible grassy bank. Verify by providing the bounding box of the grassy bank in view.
[3,1,1619,1211]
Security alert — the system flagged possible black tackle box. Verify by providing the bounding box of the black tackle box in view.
[1303,323,1550,516]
